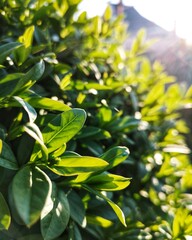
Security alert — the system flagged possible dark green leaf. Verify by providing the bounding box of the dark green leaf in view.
[41,184,70,240]
[0,139,18,170]
[12,61,45,95]
[68,190,86,226]
[12,165,52,227]
[0,192,11,230]
[83,185,127,227]
[0,42,22,64]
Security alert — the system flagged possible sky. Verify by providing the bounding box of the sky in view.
[79,0,192,43]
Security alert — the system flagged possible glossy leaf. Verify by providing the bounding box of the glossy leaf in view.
[0,192,11,230]
[42,108,86,153]
[13,96,37,123]
[100,146,130,171]
[83,185,127,227]
[25,122,48,162]
[86,172,131,191]
[12,61,45,95]
[25,96,71,111]
[41,184,70,240]
[12,165,52,227]
[48,155,108,176]
[0,139,18,170]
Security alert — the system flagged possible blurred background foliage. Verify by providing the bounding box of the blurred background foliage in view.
[1,0,192,239]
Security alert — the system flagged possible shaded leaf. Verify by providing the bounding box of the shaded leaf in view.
[0,139,18,170]
[12,165,52,227]
[41,184,70,240]
[0,192,11,230]
[0,42,22,64]
[83,185,127,227]
[67,190,86,226]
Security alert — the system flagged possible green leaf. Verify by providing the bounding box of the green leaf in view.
[12,165,52,227]
[100,146,130,171]
[87,215,113,227]
[41,184,70,240]
[67,190,86,226]
[86,172,131,191]
[24,96,71,111]
[104,5,112,21]
[0,73,23,98]
[0,42,22,64]
[83,185,127,227]
[12,61,45,95]
[42,108,86,153]
[0,192,11,230]
[0,139,18,170]
[17,235,43,240]
[13,96,37,123]
[24,122,48,162]
[14,26,35,65]
[48,155,108,176]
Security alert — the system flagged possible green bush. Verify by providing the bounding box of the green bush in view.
[0,0,192,239]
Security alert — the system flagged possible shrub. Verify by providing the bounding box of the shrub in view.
[0,1,192,239]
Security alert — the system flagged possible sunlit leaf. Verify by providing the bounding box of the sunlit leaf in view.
[13,96,37,123]
[42,108,86,153]
[86,172,131,191]
[48,155,108,176]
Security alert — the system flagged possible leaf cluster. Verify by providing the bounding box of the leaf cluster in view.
[0,0,192,239]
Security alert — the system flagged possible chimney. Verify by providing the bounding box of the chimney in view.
[117,0,124,15]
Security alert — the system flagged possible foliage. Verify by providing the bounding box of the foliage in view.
[0,0,192,239]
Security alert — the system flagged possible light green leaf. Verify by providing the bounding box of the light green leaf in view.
[86,173,131,191]
[41,184,70,240]
[87,215,113,228]
[83,185,127,227]
[13,96,37,123]
[0,192,11,230]
[18,26,35,48]
[104,5,112,21]
[12,165,52,227]
[100,146,130,171]
[25,96,71,111]
[0,139,18,170]
[42,108,86,153]
[24,123,48,162]
[48,155,108,176]
[0,42,22,64]
[14,26,35,65]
